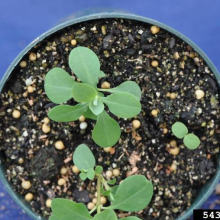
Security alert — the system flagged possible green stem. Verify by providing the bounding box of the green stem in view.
[97,174,102,213]
[102,179,115,201]
[89,206,97,214]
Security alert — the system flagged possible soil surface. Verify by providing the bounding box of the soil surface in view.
[0,18,219,220]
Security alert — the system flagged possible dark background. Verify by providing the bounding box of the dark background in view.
[0,0,219,219]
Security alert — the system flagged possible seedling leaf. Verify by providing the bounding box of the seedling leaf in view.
[83,108,97,120]
[51,199,92,220]
[49,215,59,220]
[72,83,97,102]
[79,173,87,181]
[89,98,104,115]
[44,67,75,104]
[87,168,96,180]
[183,133,200,149]
[99,70,105,78]
[101,93,141,118]
[120,217,142,220]
[92,111,121,147]
[108,179,117,185]
[69,46,100,86]
[172,122,188,139]
[104,81,141,100]
[73,144,96,171]
[95,166,103,174]
[48,104,88,122]
[94,209,118,220]
[108,175,153,212]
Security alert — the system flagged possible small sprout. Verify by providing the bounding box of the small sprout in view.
[172,121,200,150]
[44,46,142,148]
[21,180,32,190]
[49,144,153,220]
[12,109,21,119]
[183,133,201,150]
[25,193,34,201]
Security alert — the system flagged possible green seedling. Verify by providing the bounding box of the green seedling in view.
[172,121,200,149]
[44,46,142,148]
[49,144,153,220]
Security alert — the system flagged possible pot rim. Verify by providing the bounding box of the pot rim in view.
[0,12,219,220]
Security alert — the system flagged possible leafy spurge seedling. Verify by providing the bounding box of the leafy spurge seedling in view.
[44,47,142,148]
[172,121,200,149]
[49,144,153,220]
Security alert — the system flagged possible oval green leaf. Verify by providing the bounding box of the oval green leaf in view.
[87,168,96,180]
[109,175,153,212]
[171,121,188,139]
[73,144,96,171]
[51,199,92,220]
[92,111,121,148]
[183,133,200,149]
[101,93,141,118]
[72,82,97,103]
[89,98,104,115]
[120,217,142,220]
[83,108,97,120]
[94,210,118,220]
[69,47,100,86]
[102,81,141,100]
[44,67,75,104]
[48,104,88,122]
[49,215,59,220]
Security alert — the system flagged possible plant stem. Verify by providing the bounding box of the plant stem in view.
[97,174,102,213]
[103,179,114,201]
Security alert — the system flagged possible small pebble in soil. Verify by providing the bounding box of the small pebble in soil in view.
[21,180,32,190]
[169,147,180,156]
[60,167,68,175]
[101,196,107,205]
[101,81,111,89]
[151,60,159,67]
[25,193,34,201]
[18,158,24,164]
[170,140,177,147]
[72,165,80,174]
[132,119,141,129]
[43,117,50,124]
[42,123,51,133]
[79,115,85,122]
[29,52,37,61]
[23,91,28,97]
[106,170,113,178]
[170,92,177,100]
[87,202,95,210]
[163,127,168,134]
[27,86,35,93]
[19,61,27,68]
[71,39,77,46]
[150,25,160,34]
[55,140,65,150]
[151,109,159,117]
[58,178,66,186]
[113,168,120,177]
[80,122,88,130]
[46,199,52,208]
[195,89,205,99]
[12,109,21,119]
[92,198,97,204]
[170,162,177,172]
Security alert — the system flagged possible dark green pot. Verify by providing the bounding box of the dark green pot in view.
[0,12,219,220]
